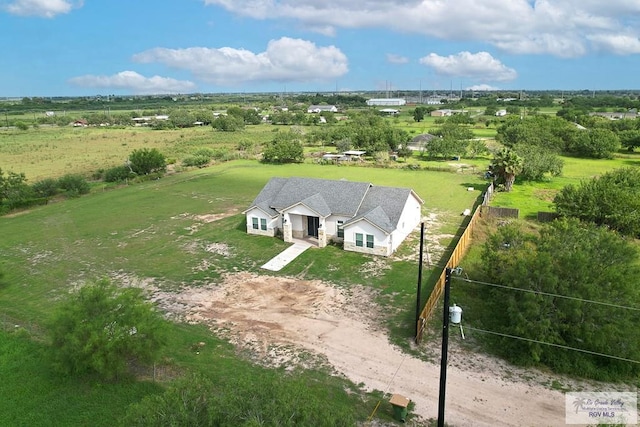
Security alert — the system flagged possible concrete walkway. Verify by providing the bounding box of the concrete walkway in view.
[261,239,313,271]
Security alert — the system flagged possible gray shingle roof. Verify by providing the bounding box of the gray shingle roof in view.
[345,186,413,233]
[269,177,370,217]
[247,177,421,232]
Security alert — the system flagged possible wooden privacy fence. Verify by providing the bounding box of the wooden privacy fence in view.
[481,205,519,218]
[415,192,485,344]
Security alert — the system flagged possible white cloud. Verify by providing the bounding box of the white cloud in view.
[420,51,517,82]
[132,37,348,86]
[3,0,80,18]
[587,34,640,55]
[68,71,196,95]
[386,53,409,64]
[466,84,499,91]
[202,0,640,57]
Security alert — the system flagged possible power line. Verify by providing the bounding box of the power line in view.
[464,326,640,365]
[452,276,640,312]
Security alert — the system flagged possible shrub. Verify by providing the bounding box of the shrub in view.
[192,147,216,158]
[128,148,166,176]
[48,279,168,380]
[104,165,133,183]
[57,174,90,197]
[182,155,211,168]
[31,178,59,198]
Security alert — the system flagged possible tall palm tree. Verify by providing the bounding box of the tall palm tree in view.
[491,148,524,192]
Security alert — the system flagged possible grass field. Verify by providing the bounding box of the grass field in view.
[491,152,640,218]
[0,157,483,424]
[0,125,274,181]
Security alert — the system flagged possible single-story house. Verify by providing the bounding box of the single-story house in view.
[243,177,423,256]
[408,133,436,151]
[431,109,453,117]
[379,108,400,115]
[307,105,338,113]
[495,109,507,117]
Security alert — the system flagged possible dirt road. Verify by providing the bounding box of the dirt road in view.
[151,272,573,426]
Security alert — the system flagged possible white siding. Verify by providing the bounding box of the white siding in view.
[325,215,351,239]
[245,207,278,237]
[343,221,391,256]
[390,194,422,252]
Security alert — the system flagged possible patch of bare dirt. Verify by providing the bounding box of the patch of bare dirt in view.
[139,271,582,426]
[172,209,239,234]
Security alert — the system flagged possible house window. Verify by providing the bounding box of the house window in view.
[260,218,267,231]
[366,234,374,249]
[337,220,344,238]
[252,217,259,230]
[355,233,363,247]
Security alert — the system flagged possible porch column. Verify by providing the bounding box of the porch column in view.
[283,214,293,243]
[317,218,327,248]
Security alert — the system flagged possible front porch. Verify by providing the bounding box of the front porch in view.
[282,213,327,248]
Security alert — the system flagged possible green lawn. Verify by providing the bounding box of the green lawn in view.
[0,158,484,424]
[0,331,163,427]
[491,153,640,218]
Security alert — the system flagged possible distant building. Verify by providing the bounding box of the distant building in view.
[431,109,452,117]
[379,108,400,115]
[495,109,507,117]
[307,105,338,113]
[366,98,406,106]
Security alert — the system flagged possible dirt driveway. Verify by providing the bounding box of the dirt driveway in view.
[150,271,574,426]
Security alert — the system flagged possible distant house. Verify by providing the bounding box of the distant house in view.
[367,98,406,106]
[590,111,639,120]
[431,109,452,117]
[307,105,338,113]
[408,133,436,151]
[132,115,170,126]
[379,108,400,115]
[495,109,507,117]
[244,177,423,256]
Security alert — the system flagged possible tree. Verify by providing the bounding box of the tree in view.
[396,144,413,161]
[496,115,574,152]
[128,148,166,176]
[262,132,305,163]
[466,139,489,158]
[168,109,196,128]
[413,106,427,122]
[479,219,640,380]
[567,128,620,158]
[483,106,498,116]
[554,167,640,238]
[513,144,563,181]
[0,169,41,211]
[618,129,640,151]
[490,148,523,191]
[48,279,168,380]
[211,115,244,131]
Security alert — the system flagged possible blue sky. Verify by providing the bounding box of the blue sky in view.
[1,0,640,97]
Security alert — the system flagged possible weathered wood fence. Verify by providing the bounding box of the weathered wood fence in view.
[481,206,519,218]
[415,185,490,343]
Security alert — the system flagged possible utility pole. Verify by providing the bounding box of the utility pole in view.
[437,267,453,427]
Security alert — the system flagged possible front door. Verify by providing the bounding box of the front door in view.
[307,216,319,238]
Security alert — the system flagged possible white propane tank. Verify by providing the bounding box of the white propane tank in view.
[449,304,462,324]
